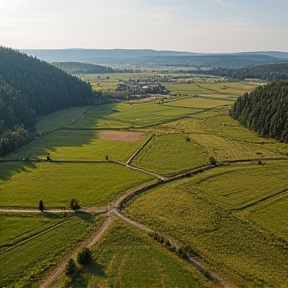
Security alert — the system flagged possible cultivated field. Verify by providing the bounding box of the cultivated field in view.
[131,134,210,175]
[0,213,104,287]
[0,162,154,208]
[1,76,288,287]
[123,171,288,287]
[51,219,209,288]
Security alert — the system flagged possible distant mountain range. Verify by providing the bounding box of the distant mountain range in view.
[19,49,288,68]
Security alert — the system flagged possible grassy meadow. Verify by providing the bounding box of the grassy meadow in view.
[1,76,288,287]
[0,162,154,208]
[131,134,210,175]
[10,129,150,162]
[36,106,91,134]
[52,219,209,288]
[73,101,201,129]
[0,213,104,288]
[123,172,288,287]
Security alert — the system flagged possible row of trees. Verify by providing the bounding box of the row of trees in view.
[38,198,80,211]
[230,80,288,142]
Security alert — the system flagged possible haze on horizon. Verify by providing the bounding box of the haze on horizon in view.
[0,0,287,53]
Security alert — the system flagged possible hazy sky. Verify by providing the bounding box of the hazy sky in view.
[0,0,287,52]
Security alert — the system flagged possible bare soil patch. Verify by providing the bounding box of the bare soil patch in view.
[99,131,143,142]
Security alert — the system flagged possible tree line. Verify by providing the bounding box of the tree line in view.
[0,46,99,156]
[230,80,288,142]
[196,63,288,82]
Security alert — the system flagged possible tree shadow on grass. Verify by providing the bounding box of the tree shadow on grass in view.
[0,161,37,181]
[74,211,96,224]
[6,103,121,160]
[72,260,107,286]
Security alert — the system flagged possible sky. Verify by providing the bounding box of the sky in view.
[0,0,288,53]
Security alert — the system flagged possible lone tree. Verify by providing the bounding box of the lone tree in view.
[209,156,217,165]
[39,200,44,211]
[70,198,80,210]
[65,258,77,276]
[77,247,92,265]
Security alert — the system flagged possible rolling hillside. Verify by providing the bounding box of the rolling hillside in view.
[0,46,95,155]
[21,48,288,67]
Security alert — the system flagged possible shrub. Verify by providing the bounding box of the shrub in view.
[209,156,217,165]
[70,198,80,210]
[65,258,77,276]
[77,247,92,265]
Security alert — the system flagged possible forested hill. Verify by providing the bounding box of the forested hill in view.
[52,62,114,74]
[0,46,94,156]
[199,63,288,81]
[230,80,288,142]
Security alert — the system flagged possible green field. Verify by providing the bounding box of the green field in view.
[0,213,104,288]
[123,173,288,287]
[0,162,154,208]
[238,192,288,243]
[2,77,288,288]
[9,129,150,162]
[165,81,259,97]
[72,102,201,129]
[131,134,210,175]
[36,106,91,133]
[180,161,288,210]
[57,219,209,288]
[164,96,233,109]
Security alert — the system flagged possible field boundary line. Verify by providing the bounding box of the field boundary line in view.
[126,134,155,165]
[231,188,288,211]
[40,216,112,288]
[112,208,236,287]
[0,219,71,255]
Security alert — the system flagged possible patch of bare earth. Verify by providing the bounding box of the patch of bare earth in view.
[99,131,143,142]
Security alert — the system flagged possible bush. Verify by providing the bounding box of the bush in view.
[65,258,77,276]
[209,156,217,165]
[77,247,92,265]
[70,198,80,210]
[164,239,172,247]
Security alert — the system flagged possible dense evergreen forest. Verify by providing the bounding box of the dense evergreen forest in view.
[199,63,288,81]
[230,80,288,142]
[0,47,95,156]
[52,62,114,74]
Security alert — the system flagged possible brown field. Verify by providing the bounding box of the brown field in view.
[99,131,144,142]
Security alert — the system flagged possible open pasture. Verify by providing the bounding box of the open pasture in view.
[131,134,210,176]
[0,162,154,208]
[182,161,288,210]
[0,213,103,288]
[165,83,208,95]
[165,81,258,98]
[239,193,288,242]
[124,177,288,287]
[164,96,233,109]
[191,134,281,161]
[36,106,91,134]
[65,219,208,288]
[0,214,65,252]
[162,109,288,156]
[73,101,199,129]
[9,129,149,163]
